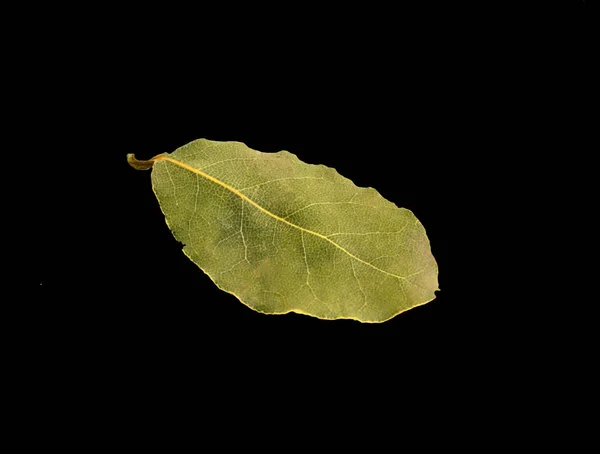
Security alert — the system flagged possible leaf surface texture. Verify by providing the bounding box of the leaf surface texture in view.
[149,139,438,322]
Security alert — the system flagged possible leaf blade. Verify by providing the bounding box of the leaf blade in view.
[149,139,438,322]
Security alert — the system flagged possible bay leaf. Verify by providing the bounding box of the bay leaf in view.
[128,139,438,322]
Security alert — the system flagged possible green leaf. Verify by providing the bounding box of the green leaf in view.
[128,139,438,322]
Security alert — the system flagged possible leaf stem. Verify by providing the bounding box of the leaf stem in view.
[127,153,165,170]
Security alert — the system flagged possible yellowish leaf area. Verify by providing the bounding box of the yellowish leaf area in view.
[132,139,438,322]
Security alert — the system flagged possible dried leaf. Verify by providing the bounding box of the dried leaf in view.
[128,139,438,322]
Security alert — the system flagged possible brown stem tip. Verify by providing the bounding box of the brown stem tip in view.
[127,154,156,171]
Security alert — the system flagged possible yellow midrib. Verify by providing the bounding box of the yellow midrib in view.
[156,155,406,280]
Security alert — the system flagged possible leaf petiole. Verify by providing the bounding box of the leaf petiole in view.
[127,153,166,171]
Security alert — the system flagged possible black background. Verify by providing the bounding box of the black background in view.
[28,1,592,441]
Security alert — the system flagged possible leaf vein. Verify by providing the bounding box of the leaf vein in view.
[351,260,368,311]
[238,176,327,192]
[283,201,378,219]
